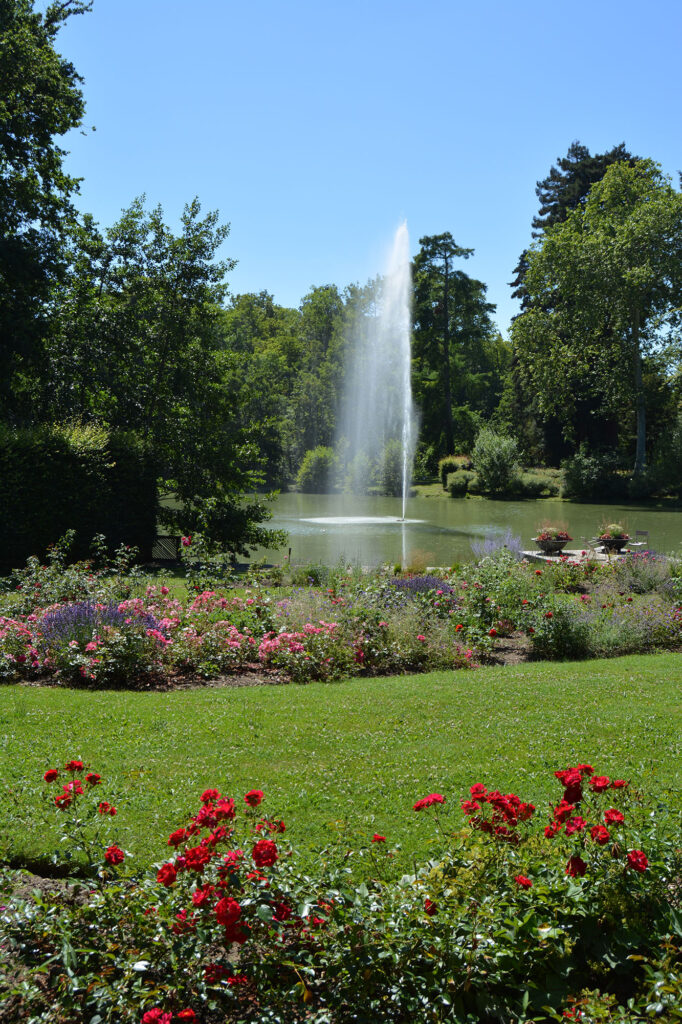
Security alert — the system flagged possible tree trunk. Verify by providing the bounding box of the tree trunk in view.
[632,306,646,475]
[442,262,455,453]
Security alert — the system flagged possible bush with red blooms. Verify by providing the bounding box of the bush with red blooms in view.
[40,757,123,872]
[2,762,681,1024]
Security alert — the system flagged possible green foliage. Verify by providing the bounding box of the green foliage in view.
[2,760,681,1022]
[438,453,471,489]
[447,470,472,497]
[413,233,508,459]
[471,427,521,494]
[513,159,682,475]
[561,444,624,500]
[379,438,404,496]
[0,422,157,569]
[296,445,336,492]
[0,0,91,419]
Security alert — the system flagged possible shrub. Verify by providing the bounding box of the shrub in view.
[3,761,680,1024]
[447,470,474,496]
[561,444,625,500]
[379,438,405,497]
[529,595,591,660]
[296,446,336,492]
[343,450,376,494]
[471,427,521,494]
[516,469,561,497]
[438,454,471,489]
[0,423,157,570]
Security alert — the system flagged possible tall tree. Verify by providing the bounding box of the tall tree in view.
[413,233,503,456]
[0,0,91,419]
[510,141,636,309]
[512,160,682,475]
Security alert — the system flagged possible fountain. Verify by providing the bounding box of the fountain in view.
[337,222,415,513]
[299,223,418,564]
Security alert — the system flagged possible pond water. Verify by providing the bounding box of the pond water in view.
[255,492,682,567]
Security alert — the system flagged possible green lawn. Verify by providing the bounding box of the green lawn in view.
[2,652,681,876]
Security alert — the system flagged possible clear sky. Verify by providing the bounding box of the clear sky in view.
[56,0,682,335]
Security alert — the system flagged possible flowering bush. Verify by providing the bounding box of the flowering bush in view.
[2,761,681,1023]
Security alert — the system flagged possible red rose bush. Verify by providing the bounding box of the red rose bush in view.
[2,758,679,1024]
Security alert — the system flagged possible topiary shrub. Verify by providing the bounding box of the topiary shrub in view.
[471,428,521,495]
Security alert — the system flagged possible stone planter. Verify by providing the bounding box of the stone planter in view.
[534,537,569,555]
[600,536,629,553]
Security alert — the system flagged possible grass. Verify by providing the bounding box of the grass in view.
[2,652,681,878]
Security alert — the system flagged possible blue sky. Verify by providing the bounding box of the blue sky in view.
[57,0,682,335]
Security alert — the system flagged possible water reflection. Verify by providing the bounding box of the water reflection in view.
[255,492,681,566]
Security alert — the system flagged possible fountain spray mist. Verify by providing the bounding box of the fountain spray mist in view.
[337,222,415,521]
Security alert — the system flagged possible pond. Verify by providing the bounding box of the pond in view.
[255,492,682,567]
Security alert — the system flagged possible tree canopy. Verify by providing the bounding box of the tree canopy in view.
[511,159,682,473]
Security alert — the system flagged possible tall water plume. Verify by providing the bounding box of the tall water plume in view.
[337,222,415,518]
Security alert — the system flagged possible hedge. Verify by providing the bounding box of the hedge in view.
[0,423,158,570]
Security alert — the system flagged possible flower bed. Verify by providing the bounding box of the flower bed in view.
[2,758,681,1022]
[1,535,681,689]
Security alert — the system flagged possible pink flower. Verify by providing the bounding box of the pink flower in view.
[181,536,192,547]
[416,634,426,642]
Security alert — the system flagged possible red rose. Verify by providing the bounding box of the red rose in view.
[590,825,610,845]
[244,789,264,807]
[610,779,628,789]
[43,768,59,783]
[488,628,497,637]
[371,834,386,843]
[215,897,241,926]
[565,855,587,877]
[273,901,292,921]
[201,788,221,804]
[604,808,625,826]
[192,884,215,908]
[627,849,648,873]
[565,816,586,835]
[227,974,248,985]
[141,1010,171,1024]
[64,759,84,771]
[413,793,445,811]
[104,845,124,866]
[85,772,101,786]
[181,536,192,547]
[545,611,553,619]
[168,828,188,847]
[553,800,576,823]
[177,1012,197,1022]
[470,783,487,798]
[589,775,610,792]
[514,875,533,889]
[424,898,437,916]
[517,802,535,821]
[215,798,236,820]
[156,863,177,887]
[252,839,278,867]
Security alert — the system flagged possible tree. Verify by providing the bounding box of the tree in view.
[43,198,284,555]
[413,233,504,456]
[512,160,682,475]
[0,0,91,419]
[510,141,636,310]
